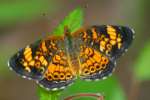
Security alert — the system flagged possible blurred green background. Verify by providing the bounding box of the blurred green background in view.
[0,0,150,100]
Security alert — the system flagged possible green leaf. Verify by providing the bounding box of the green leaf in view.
[52,7,83,36]
[134,42,150,81]
[61,76,126,100]
[38,7,83,100]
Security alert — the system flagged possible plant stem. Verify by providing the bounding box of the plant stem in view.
[37,86,62,100]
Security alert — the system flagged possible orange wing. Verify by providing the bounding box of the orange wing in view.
[72,26,119,80]
[9,40,49,80]
[9,36,76,90]
[37,36,76,90]
[72,25,134,80]
[73,25,134,60]
[78,46,115,80]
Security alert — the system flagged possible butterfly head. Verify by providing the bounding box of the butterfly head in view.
[64,26,71,37]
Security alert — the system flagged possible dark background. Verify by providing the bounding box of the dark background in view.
[0,0,150,100]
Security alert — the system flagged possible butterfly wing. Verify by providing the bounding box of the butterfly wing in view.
[37,52,75,90]
[37,37,76,90]
[72,25,134,80]
[9,36,76,90]
[8,40,49,80]
[78,46,115,80]
[74,25,134,59]
[97,25,134,59]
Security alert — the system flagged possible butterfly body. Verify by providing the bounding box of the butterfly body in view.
[8,25,134,90]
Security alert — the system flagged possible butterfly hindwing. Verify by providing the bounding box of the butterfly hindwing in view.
[78,46,115,80]
[37,36,76,90]
[37,49,75,90]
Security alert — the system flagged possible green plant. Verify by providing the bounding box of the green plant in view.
[129,41,150,100]
[0,0,57,26]
[134,41,150,81]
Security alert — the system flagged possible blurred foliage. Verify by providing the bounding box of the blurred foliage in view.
[62,76,125,100]
[0,47,16,75]
[0,0,58,26]
[134,42,150,81]
[52,8,83,36]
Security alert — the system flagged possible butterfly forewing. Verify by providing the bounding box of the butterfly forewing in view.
[73,25,134,60]
[9,40,49,80]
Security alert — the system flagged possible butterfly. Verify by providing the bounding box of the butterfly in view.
[8,25,134,91]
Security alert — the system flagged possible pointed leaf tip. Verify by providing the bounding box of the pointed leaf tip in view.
[52,8,84,36]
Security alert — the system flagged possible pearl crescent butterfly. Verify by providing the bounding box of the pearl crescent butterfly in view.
[8,25,134,90]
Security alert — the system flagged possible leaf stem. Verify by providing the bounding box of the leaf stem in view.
[37,86,62,100]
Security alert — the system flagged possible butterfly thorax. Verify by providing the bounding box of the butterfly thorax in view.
[64,29,80,75]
